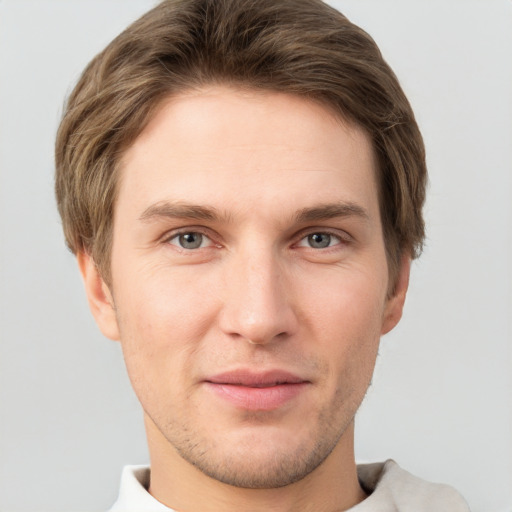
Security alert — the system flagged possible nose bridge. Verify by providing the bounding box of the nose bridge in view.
[219,241,296,344]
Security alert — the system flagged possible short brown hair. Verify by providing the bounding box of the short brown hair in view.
[55,0,427,289]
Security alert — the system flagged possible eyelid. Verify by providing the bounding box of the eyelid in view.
[294,227,352,247]
[158,225,352,250]
[169,233,212,250]
[161,226,221,248]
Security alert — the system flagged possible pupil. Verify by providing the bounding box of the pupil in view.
[309,233,330,248]
[179,232,202,249]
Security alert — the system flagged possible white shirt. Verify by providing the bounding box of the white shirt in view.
[108,460,470,511]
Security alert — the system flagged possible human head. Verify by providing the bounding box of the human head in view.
[55,0,426,290]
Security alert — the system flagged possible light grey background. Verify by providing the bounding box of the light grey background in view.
[0,1,510,511]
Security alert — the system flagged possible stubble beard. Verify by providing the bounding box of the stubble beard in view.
[151,387,362,489]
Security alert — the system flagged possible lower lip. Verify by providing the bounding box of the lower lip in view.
[205,382,309,411]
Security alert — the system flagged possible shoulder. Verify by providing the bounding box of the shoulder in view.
[354,460,470,512]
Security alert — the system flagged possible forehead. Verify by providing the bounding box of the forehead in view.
[117,86,379,222]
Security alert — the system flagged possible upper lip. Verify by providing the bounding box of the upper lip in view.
[205,369,309,387]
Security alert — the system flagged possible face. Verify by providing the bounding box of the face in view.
[81,86,408,488]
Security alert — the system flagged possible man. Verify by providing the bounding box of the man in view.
[55,0,469,510]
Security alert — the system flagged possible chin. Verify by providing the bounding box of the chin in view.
[170,421,345,489]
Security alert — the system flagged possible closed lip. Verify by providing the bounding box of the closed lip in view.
[204,369,310,387]
[203,369,310,410]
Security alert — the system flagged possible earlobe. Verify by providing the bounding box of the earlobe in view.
[77,252,120,341]
[381,255,411,335]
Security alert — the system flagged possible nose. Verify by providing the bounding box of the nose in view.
[218,248,298,345]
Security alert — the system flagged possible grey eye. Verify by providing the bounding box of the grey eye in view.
[177,232,204,249]
[307,233,332,248]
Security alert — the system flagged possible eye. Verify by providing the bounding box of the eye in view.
[168,231,213,250]
[298,232,341,249]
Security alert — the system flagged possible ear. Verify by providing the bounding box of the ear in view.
[77,252,120,341]
[381,255,411,335]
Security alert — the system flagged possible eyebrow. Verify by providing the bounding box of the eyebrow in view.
[294,203,370,224]
[138,201,369,224]
[139,202,222,222]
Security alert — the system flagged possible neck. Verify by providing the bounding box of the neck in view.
[145,416,366,512]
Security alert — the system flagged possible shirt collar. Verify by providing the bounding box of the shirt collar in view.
[108,463,389,512]
[108,465,173,511]
[107,460,468,512]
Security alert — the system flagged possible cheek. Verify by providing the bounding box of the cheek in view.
[302,267,386,381]
[303,263,388,336]
[112,268,219,396]
[115,261,219,338]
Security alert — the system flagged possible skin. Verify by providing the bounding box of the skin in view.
[79,86,410,512]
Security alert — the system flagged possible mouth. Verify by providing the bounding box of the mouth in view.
[204,370,310,411]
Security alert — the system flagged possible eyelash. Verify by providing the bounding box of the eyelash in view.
[162,227,351,252]
[164,228,218,250]
[295,230,348,250]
